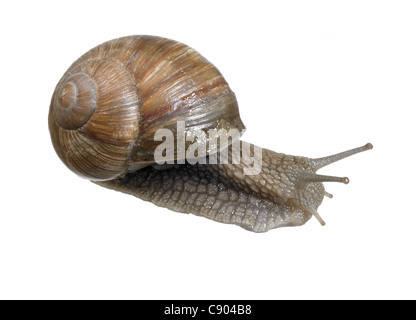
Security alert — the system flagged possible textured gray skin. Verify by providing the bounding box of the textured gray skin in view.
[95,144,323,232]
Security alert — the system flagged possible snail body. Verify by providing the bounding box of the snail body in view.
[49,35,372,232]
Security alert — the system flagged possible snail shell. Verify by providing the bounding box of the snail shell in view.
[49,35,372,232]
[49,35,244,180]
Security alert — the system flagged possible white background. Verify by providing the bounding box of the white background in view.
[1,0,415,300]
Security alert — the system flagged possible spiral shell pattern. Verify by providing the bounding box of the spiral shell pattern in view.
[49,36,245,180]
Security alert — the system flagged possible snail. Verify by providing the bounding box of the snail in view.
[48,35,372,232]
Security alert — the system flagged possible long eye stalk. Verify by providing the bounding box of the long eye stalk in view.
[311,143,373,170]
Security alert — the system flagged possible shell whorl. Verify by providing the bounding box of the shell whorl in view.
[49,59,141,180]
[49,36,245,181]
[53,73,97,130]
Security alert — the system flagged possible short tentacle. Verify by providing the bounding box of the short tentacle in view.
[309,209,326,226]
[324,191,334,198]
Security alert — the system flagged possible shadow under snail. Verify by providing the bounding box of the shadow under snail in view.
[48,35,372,232]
